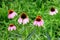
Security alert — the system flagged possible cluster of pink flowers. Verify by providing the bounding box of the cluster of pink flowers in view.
[8,7,58,31]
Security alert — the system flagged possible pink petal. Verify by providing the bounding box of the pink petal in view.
[13,26,16,30]
[8,14,14,19]
[40,20,44,26]
[13,12,17,16]
[18,18,23,24]
[50,11,56,15]
[8,25,16,31]
[23,18,29,24]
[36,19,44,26]
[10,27,14,31]
[37,22,41,26]
[8,12,17,19]
[33,21,37,26]
[8,27,13,31]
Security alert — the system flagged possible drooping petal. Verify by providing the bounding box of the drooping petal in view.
[50,11,56,15]
[50,9,58,15]
[8,12,17,19]
[37,22,41,26]
[23,18,29,24]
[55,9,58,13]
[18,17,23,24]
[37,20,44,26]
[10,27,14,31]
[8,25,16,31]
[8,14,14,19]
[33,19,44,27]
[40,20,44,26]
[33,16,44,27]
[33,21,37,26]
[13,26,16,30]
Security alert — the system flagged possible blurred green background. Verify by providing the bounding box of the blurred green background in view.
[0,0,60,40]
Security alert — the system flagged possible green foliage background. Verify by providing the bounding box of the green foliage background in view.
[0,0,60,40]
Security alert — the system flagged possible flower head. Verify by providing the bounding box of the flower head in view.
[49,7,58,15]
[21,13,27,19]
[8,24,16,31]
[33,16,44,27]
[18,12,29,24]
[8,10,17,19]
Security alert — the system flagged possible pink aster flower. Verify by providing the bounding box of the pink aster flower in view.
[8,24,16,31]
[49,7,58,15]
[8,10,17,19]
[33,16,44,27]
[18,12,29,25]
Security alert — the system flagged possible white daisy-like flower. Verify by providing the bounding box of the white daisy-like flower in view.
[49,7,58,15]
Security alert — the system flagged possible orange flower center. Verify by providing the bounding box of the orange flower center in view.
[36,16,41,21]
[51,7,55,12]
[8,10,13,14]
[10,24,14,27]
[21,13,27,19]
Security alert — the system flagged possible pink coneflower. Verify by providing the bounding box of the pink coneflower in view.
[49,7,58,15]
[33,16,44,27]
[8,10,17,19]
[8,24,16,31]
[18,12,29,24]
